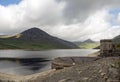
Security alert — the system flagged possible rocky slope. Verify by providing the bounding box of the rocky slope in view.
[35,57,120,82]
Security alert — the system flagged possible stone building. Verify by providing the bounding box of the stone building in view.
[100,39,120,56]
[100,39,113,56]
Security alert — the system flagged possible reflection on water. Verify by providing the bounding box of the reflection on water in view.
[0,49,99,75]
[0,58,50,75]
[0,58,49,75]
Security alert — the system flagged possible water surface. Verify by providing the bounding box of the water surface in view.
[0,49,99,75]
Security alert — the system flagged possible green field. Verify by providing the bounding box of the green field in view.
[0,38,72,50]
[79,43,100,49]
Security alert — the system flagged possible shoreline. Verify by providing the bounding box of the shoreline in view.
[0,69,56,82]
[0,51,100,81]
[0,51,119,82]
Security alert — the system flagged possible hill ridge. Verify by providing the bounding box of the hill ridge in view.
[0,27,78,49]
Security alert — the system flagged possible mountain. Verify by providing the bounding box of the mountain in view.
[113,35,120,44]
[113,35,120,49]
[83,39,95,43]
[74,39,99,49]
[0,27,78,50]
[73,41,82,46]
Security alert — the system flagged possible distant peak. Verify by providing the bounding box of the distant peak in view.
[22,27,44,33]
[85,39,92,41]
[28,27,40,30]
[20,27,50,39]
[32,27,39,29]
[84,39,94,43]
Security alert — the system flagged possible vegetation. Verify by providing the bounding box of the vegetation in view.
[74,39,100,49]
[0,38,72,50]
[113,34,120,50]
[0,28,78,50]
[78,43,100,49]
[116,44,120,50]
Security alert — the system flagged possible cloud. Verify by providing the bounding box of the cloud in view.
[0,0,120,41]
[0,0,64,34]
[58,0,120,24]
[48,9,110,41]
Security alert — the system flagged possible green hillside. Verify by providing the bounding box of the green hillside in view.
[113,35,120,50]
[74,39,100,49]
[0,39,70,50]
[78,43,100,49]
[0,28,78,50]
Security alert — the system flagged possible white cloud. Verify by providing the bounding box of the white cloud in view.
[0,0,120,41]
[0,0,64,34]
[48,9,111,41]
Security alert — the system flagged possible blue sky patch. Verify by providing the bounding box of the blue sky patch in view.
[109,8,120,26]
[109,8,120,15]
[0,0,21,6]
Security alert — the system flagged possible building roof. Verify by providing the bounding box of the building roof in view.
[100,39,112,42]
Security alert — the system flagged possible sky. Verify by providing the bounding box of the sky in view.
[0,0,120,41]
[0,0,21,6]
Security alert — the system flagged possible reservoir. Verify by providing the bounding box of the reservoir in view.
[0,49,99,75]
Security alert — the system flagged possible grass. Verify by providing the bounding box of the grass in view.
[79,43,100,49]
[0,38,69,50]
[0,42,21,49]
